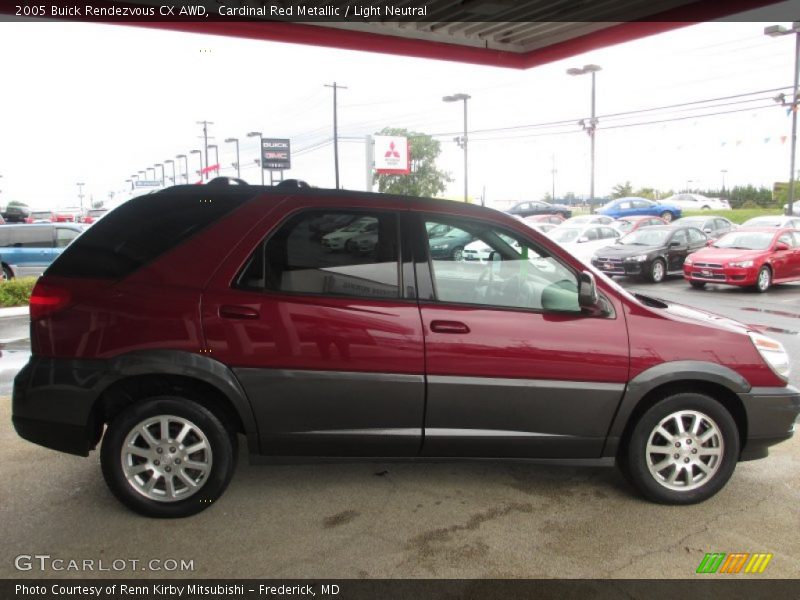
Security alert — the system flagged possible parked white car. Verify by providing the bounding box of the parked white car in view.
[546,224,620,261]
[321,217,378,250]
[558,215,615,227]
[663,193,730,211]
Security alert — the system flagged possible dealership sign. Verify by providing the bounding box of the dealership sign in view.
[262,139,291,170]
[374,135,410,175]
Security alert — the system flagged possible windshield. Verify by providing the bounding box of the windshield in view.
[548,228,581,243]
[620,229,670,246]
[673,218,705,228]
[613,220,635,232]
[741,217,781,228]
[713,231,774,250]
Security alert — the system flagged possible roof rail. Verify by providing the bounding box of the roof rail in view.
[207,177,249,186]
[275,179,311,189]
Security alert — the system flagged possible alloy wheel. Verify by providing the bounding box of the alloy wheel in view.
[121,415,213,503]
[645,410,723,492]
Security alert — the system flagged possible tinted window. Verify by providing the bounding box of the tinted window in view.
[3,226,52,248]
[237,210,400,300]
[425,218,579,312]
[585,228,599,241]
[47,188,253,279]
[671,230,688,245]
[633,200,651,208]
[600,227,618,239]
[777,233,794,247]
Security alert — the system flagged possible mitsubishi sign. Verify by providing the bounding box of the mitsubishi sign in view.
[375,135,410,175]
[262,139,291,170]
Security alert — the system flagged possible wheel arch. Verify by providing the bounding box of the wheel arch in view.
[604,361,749,459]
[88,350,258,451]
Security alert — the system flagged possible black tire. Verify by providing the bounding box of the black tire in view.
[754,266,771,293]
[660,211,674,222]
[620,392,739,505]
[451,246,464,261]
[689,280,706,289]
[101,397,236,518]
[1,266,12,280]
[648,258,666,283]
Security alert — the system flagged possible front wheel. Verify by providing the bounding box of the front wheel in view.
[451,246,464,261]
[660,211,674,222]
[648,258,666,283]
[101,397,236,518]
[1,266,11,280]
[620,392,739,504]
[755,266,771,293]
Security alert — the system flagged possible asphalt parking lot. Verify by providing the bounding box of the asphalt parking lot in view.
[1,276,799,579]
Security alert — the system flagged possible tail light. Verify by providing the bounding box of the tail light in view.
[29,281,72,320]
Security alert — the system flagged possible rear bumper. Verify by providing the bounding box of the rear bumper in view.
[11,357,106,457]
[737,385,800,460]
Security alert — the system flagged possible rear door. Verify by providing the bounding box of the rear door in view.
[202,196,426,457]
[666,229,689,271]
[413,212,629,459]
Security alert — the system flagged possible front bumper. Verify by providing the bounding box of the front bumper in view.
[683,265,757,286]
[737,385,800,460]
[591,258,647,277]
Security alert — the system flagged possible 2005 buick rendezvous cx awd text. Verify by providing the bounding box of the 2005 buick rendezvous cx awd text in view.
[11,180,800,517]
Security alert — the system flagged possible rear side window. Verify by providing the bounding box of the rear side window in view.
[2,226,52,248]
[46,188,253,279]
[55,227,80,248]
[236,210,400,299]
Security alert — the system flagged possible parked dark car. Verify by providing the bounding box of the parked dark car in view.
[428,227,476,261]
[591,225,708,282]
[1,204,31,223]
[506,200,572,219]
[671,216,736,241]
[0,223,84,279]
[12,180,799,517]
[598,197,682,222]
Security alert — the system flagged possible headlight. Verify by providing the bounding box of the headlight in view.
[684,257,693,265]
[729,260,753,268]
[625,254,649,262]
[749,332,790,380]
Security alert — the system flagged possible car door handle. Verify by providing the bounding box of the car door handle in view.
[430,320,470,334]
[219,305,260,320]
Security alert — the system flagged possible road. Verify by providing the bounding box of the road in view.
[1,276,798,579]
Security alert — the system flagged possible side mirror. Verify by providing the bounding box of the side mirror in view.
[578,236,589,243]
[775,242,790,251]
[578,271,599,309]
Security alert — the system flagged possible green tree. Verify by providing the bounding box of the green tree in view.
[373,127,451,198]
[611,182,633,198]
[633,187,659,200]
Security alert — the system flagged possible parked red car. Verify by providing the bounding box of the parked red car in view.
[12,180,800,517]
[683,228,800,292]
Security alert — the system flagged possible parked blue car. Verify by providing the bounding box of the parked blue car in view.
[0,223,84,280]
[598,197,682,222]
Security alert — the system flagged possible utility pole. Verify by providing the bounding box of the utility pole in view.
[551,154,557,201]
[196,120,214,181]
[325,82,347,188]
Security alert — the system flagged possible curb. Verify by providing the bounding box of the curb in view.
[0,306,29,318]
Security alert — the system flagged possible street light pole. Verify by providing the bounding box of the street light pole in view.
[443,93,471,203]
[567,64,602,211]
[720,169,728,193]
[190,150,202,183]
[247,132,264,185]
[176,155,188,184]
[165,159,176,186]
[225,138,240,179]
[77,182,85,212]
[765,22,800,215]
[154,163,164,187]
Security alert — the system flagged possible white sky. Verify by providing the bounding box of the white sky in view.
[1,3,800,210]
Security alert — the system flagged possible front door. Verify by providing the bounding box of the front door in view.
[202,202,425,457]
[414,214,629,459]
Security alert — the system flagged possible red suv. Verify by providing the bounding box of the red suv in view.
[12,181,800,517]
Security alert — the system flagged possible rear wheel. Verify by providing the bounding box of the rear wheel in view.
[1,266,12,280]
[648,258,666,283]
[660,211,674,222]
[754,266,771,293]
[620,392,739,504]
[689,280,706,289]
[451,246,464,261]
[101,397,236,518]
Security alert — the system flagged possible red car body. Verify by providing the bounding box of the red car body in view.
[684,227,800,290]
